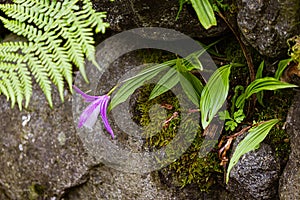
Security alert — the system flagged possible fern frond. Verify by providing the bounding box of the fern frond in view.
[0,63,16,106]
[9,69,24,110]
[54,18,87,80]
[0,57,32,110]
[0,41,24,52]
[35,43,65,101]
[69,12,97,67]
[0,80,9,99]
[0,17,43,42]
[81,0,110,34]
[23,51,53,107]
[43,31,73,90]
[0,52,24,63]
[0,0,78,31]
[0,71,16,107]
[0,0,109,109]
[62,4,102,68]
[17,62,32,108]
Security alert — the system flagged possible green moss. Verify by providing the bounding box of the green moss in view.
[131,84,222,192]
[135,48,177,64]
[288,35,300,68]
[28,183,45,200]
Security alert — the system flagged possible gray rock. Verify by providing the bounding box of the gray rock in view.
[62,166,196,200]
[63,165,235,200]
[0,84,90,199]
[227,135,280,199]
[237,0,300,57]
[94,0,228,38]
[279,91,300,200]
[63,38,232,199]
[0,31,226,199]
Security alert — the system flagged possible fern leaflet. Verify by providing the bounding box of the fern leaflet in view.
[0,0,109,109]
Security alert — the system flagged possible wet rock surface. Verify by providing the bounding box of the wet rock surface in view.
[1,0,300,199]
[93,0,228,38]
[62,166,200,200]
[279,91,300,199]
[237,0,300,57]
[64,37,233,199]
[0,84,90,199]
[227,135,280,200]
[0,31,233,199]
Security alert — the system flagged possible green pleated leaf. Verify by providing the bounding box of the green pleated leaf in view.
[179,71,203,106]
[109,60,176,110]
[244,77,297,99]
[256,61,264,79]
[235,93,246,109]
[274,58,292,80]
[226,119,279,183]
[183,38,222,71]
[149,67,179,100]
[256,61,265,106]
[200,64,231,129]
[190,0,217,29]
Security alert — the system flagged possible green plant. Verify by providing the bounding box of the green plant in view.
[0,0,109,109]
[176,0,217,29]
[109,41,221,111]
[225,119,279,183]
[190,0,217,29]
[200,64,231,129]
[219,109,245,131]
[288,35,300,68]
[222,60,297,183]
[110,48,297,186]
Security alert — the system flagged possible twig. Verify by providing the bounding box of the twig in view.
[217,11,257,119]
[217,11,256,82]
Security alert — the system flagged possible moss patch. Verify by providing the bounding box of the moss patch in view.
[131,83,222,192]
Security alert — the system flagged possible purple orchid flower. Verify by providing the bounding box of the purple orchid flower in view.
[73,85,115,139]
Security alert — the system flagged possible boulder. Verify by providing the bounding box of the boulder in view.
[0,84,90,199]
[237,0,300,57]
[227,135,281,199]
[94,0,228,38]
[279,91,300,199]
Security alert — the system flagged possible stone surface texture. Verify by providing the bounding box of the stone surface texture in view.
[227,135,281,200]
[1,0,300,199]
[237,0,300,57]
[279,91,300,200]
[94,0,228,38]
[0,84,90,199]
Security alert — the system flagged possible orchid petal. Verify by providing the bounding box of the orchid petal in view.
[99,95,115,139]
[74,85,115,139]
[73,85,99,102]
[78,98,102,128]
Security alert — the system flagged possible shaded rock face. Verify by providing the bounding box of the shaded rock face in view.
[279,91,300,199]
[1,1,299,199]
[64,37,233,199]
[0,82,210,200]
[0,84,90,199]
[237,0,300,57]
[0,41,231,200]
[63,166,204,200]
[227,136,280,200]
[94,0,228,38]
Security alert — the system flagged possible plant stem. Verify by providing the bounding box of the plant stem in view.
[217,12,255,82]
